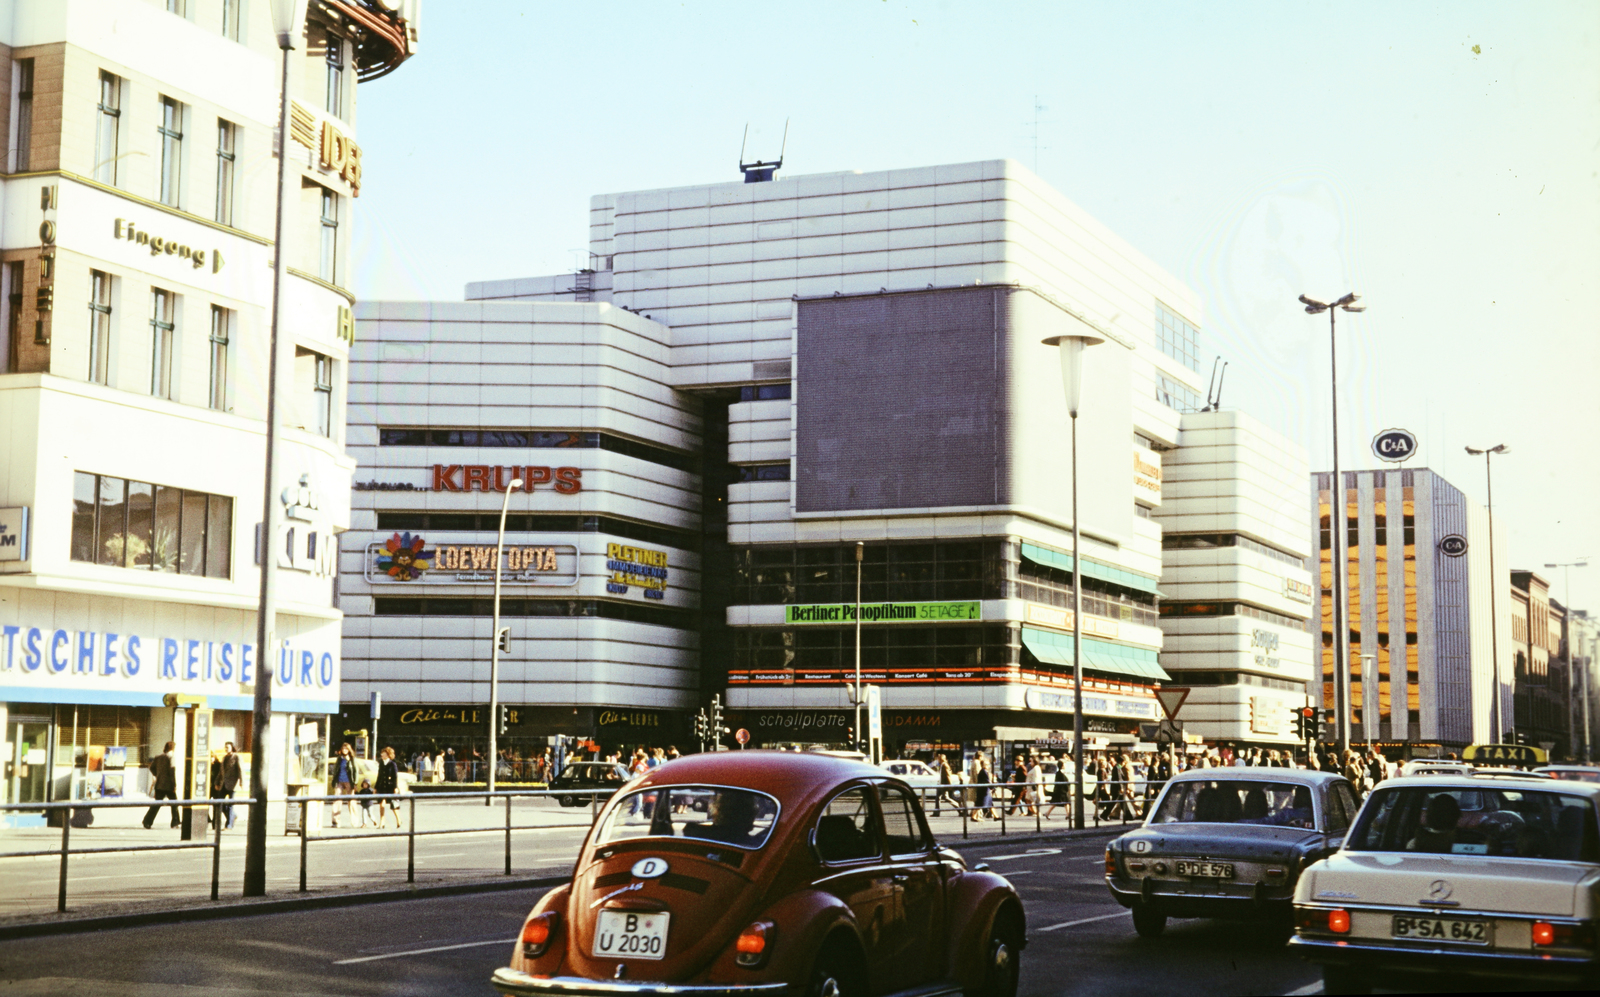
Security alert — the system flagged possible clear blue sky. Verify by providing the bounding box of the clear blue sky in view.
[350,1,1600,615]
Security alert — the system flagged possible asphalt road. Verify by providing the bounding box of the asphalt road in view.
[0,830,1333,997]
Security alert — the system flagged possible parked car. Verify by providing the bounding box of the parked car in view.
[1535,765,1600,784]
[1397,760,1474,779]
[549,762,632,807]
[492,750,1025,997]
[878,759,940,789]
[1105,768,1360,938]
[1290,772,1600,994]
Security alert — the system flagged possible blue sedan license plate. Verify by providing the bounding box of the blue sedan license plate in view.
[1392,915,1490,944]
[1175,860,1234,878]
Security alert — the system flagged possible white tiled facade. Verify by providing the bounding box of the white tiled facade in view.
[411,160,1253,752]
[1155,410,1316,747]
[0,0,416,808]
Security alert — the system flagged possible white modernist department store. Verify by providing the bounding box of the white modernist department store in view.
[339,159,1318,759]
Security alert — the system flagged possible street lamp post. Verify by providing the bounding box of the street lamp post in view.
[1299,292,1366,753]
[1543,559,1588,759]
[852,542,863,752]
[1043,327,1105,832]
[244,0,306,899]
[487,476,524,798]
[1466,444,1509,743]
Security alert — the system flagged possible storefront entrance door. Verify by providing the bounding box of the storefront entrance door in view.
[8,719,50,805]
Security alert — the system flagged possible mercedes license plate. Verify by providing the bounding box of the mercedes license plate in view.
[1175,860,1235,879]
[593,910,670,960]
[1392,915,1490,944]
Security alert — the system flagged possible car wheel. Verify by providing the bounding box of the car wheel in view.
[806,941,863,997]
[1131,906,1166,939]
[1321,965,1372,995]
[559,795,575,807]
[976,909,1023,997]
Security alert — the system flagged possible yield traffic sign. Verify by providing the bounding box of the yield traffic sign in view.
[1155,687,1190,720]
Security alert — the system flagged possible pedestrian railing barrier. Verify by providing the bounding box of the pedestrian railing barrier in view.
[0,778,1165,916]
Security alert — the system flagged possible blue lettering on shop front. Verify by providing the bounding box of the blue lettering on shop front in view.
[0,623,332,691]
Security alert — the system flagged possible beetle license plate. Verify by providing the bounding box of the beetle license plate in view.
[1175,860,1234,878]
[594,910,669,960]
[1392,915,1490,944]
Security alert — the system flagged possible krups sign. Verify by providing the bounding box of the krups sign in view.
[1372,428,1418,463]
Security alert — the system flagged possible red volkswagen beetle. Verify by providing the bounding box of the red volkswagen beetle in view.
[492,751,1025,997]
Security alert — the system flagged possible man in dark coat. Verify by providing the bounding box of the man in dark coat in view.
[143,741,179,829]
[217,742,243,829]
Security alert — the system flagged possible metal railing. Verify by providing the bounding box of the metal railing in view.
[0,787,615,914]
[912,779,1163,837]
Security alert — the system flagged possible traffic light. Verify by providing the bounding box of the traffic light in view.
[496,627,511,654]
[1294,706,1318,741]
[498,704,511,735]
[710,694,729,748]
[693,710,709,745]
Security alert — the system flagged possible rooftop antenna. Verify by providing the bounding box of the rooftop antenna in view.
[1202,357,1228,411]
[739,118,788,183]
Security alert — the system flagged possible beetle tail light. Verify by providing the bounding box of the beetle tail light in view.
[522,911,560,959]
[736,921,776,968]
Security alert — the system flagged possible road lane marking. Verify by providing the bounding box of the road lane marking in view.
[1034,910,1130,932]
[977,848,1062,860]
[1001,870,1035,876]
[334,938,516,964]
[1280,984,1321,996]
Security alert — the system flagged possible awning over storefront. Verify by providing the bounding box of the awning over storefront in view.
[1020,542,1161,596]
[1021,626,1172,683]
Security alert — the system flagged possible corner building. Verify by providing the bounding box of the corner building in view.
[0,0,417,814]
[349,160,1242,759]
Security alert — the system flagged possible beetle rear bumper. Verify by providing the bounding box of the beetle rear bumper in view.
[491,969,791,997]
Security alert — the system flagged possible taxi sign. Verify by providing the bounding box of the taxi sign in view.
[1463,743,1547,766]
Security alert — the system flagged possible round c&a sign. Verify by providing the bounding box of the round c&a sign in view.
[1372,428,1418,463]
[1439,535,1468,557]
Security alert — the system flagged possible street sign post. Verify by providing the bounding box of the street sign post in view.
[1154,687,1190,720]
[735,728,750,748]
[865,684,883,763]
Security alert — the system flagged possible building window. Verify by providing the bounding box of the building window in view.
[215,120,236,225]
[157,97,184,207]
[375,511,701,552]
[1155,375,1201,413]
[376,427,698,472]
[208,306,229,410]
[319,188,338,281]
[372,597,695,631]
[5,261,21,373]
[165,0,186,15]
[94,72,121,185]
[14,58,33,172]
[220,0,241,40]
[738,383,792,402]
[1161,532,1307,570]
[71,470,232,578]
[314,353,333,437]
[325,33,344,118]
[88,270,113,385]
[737,463,791,483]
[149,289,175,399]
[1155,302,1201,372]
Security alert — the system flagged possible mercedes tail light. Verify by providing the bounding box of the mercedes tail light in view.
[1533,921,1595,948]
[1296,907,1349,935]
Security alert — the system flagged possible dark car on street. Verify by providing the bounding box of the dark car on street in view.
[1105,768,1360,937]
[550,761,632,807]
[493,750,1026,997]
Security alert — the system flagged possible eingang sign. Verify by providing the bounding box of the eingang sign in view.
[783,601,982,625]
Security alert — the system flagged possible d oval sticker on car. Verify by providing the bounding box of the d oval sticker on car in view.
[631,857,670,879]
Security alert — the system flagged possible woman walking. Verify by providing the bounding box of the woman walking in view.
[1043,757,1071,820]
[375,746,401,828]
[973,755,995,820]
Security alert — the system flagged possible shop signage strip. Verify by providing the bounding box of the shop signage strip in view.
[364,532,580,586]
[782,601,981,625]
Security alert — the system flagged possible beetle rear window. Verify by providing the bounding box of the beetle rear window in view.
[596,786,780,850]
[1152,780,1316,828]
[1347,786,1600,861]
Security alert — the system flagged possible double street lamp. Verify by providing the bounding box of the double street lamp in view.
[245,0,308,899]
[1299,292,1365,752]
[1465,444,1509,743]
[1043,325,1105,832]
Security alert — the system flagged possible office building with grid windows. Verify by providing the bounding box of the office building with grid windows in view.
[1308,467,1509,755]
[340,159,1261,761]
[0,0,418,817]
